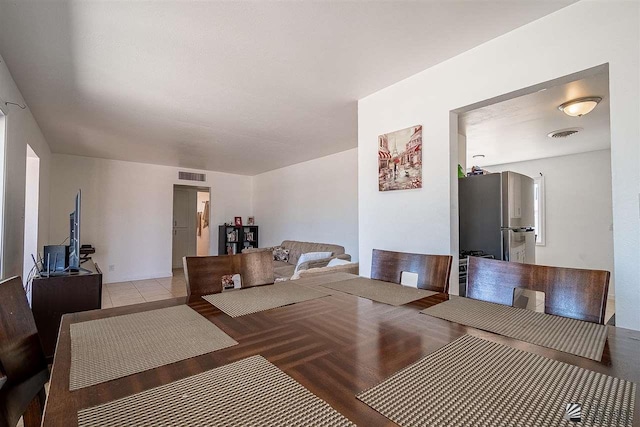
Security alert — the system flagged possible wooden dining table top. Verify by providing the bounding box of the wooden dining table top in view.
[43,273,640,426]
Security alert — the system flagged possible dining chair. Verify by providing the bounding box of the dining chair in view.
[466,256,610,324]
[371,249,452,293]
[0,276,49,427]
[239,251,275,288]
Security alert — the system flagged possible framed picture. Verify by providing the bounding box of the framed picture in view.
[247,216,255,225]
[234,216,242,227]
[378,125,422,191]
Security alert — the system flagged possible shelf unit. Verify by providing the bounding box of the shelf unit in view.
[218,225,259,255]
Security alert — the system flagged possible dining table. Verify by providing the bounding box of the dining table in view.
[42,273,640,426]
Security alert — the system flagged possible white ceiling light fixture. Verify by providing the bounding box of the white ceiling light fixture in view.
[472,154,485,159]
[558,96,602,117]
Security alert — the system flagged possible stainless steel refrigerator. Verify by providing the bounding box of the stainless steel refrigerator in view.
[459,171,535,264]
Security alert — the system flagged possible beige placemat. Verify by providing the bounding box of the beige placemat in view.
[202,282,331,317]
[358,335,635,427]
[320,277,437,306]
[421,296,608,361]
[78,355,355,427]
[293,272,359,288]
[70,305,237,390]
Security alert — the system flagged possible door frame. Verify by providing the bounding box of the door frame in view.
[171,184,211,270]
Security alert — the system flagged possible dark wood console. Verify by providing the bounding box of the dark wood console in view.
[31,261,102,360]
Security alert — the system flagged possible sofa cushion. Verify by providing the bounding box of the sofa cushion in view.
[327,258,352,267]
[293,262,360,279]
[281,240,346,265]
[273,262,295,279]
[294,251,333,274]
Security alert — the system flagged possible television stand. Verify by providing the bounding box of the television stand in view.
[31,261,102,360]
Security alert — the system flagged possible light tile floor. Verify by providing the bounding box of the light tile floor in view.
[102,269,187,308]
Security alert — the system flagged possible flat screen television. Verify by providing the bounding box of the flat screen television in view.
[68,190,81,271]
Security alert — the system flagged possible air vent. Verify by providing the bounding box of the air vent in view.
[547,127,582,139]
[178,171,206,182]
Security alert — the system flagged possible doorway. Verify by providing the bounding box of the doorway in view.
[172,185,211,269]
[23,145,40,301]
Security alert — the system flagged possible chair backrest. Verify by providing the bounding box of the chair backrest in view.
[466,256,610,324]
[0,276,47,383]
[183,255,241,296]
[183,252,275,296]
[240,251,275,287]
[371,249,452,293]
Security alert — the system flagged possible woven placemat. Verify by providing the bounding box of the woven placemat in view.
[294,272,359,288]
[421,296,608,361]
[358,335,635,427]
[202,282,331,317]
[70,305,237,390]
[320,277,437,306]
[78,355,355,427]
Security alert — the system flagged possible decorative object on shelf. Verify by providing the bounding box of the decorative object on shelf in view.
[378,125,422,191]
[227,230,238,242]
[234,217,242,226]
[248,216,255,226]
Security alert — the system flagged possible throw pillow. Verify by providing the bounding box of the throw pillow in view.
[273,246,290,262]
[294,251,333,274]
[327,258,351,267]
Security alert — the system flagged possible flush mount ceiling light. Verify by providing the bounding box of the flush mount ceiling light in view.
[472,154,485,159]
[558,97,602,117]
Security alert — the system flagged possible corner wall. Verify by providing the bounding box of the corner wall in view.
[358,1,640,329]
[0,53,52,280]
[253,148,358,261]
[49,154,253,283]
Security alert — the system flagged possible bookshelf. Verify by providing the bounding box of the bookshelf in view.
[218,225,259,255]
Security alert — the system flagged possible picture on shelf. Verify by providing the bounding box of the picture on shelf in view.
[227,230,238,242]
[247,216,255,225]
[234,216,243,226]
[245,231,254,242]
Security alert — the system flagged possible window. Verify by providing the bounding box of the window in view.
[533,175,545,246]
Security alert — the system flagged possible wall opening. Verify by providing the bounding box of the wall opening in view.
[172,185,210,270]
[196,191,210,256]
[23,145,40,302]
[452,64,614,322]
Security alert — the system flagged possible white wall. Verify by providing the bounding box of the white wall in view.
[253,148,358,261]
[49,154,252,283]
[485,150,615,295]
[0,53,51,280]
[358,1,640,329]
[23,148,40,284]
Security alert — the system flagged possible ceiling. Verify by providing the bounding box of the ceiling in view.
[0,1,575,175]
[460,70,610,168]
